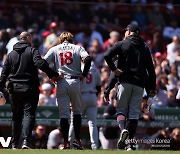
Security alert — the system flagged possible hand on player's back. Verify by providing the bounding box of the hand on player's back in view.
[149,90,157,98]
[79,75,85,82]
[58,71,63,80]
[114,68,123,77]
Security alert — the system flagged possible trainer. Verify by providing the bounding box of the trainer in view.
[104,24,156,150]
[0,31,59,149]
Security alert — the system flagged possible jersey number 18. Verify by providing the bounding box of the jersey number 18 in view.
[59,52,73,66]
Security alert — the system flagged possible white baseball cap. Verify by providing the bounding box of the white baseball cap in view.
[41,83,52,91]
[167,84,176,91]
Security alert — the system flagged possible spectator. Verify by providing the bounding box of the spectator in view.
[167,64,179,86]
[174,47,180,77]
[102,31,120,53]
[154,52,164,66]
[149,32,166,55]
[74,27,91,49]
[152,80,168,108]
[163,19,180,41]
[88,39,104,68]
[75,22,103,47]
[38,31,51,56]
[38,83,56,106]
[167,35,180,66]
[6,28,19,55]
[0,29,9,64]
[44,22,59,51]
[147,3,166,30]
[133,5,147,30]
[32,125,48,149]
[151,127,171,150]
[170,128,180,150]
[47,127,64,149]
[165,84,178,107]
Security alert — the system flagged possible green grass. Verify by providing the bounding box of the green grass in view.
[0,150,180,154]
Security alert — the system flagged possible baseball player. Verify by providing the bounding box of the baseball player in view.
[69,61,101,150]
[44,32,91,149]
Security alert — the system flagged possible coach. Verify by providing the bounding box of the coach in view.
[104,24,156,150]
[0,31,59,149]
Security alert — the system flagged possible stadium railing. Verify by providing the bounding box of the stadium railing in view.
[0,105,180,128]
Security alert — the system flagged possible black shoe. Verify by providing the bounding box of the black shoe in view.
[12,144,19,149]
[72,139,83,150]
[117,129,129,149]
[22,140,33,149]
[60,141,70,150]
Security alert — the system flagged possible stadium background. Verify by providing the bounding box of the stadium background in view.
[0,0,180,150]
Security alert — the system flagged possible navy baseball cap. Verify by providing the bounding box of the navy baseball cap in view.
[125,24,139,33]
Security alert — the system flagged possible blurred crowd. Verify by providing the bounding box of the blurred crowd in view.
[1,0,180,108]
[0,0,180,150]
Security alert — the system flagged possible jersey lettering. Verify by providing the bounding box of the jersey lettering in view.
[86,73,92,84]
[59,51,73,66]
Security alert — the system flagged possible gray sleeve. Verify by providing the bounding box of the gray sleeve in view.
[44,48,55,64]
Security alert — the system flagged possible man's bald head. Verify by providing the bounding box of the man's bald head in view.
[19,31,32,45]
[20,31,31,40]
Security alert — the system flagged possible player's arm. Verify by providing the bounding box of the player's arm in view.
[80,46,92,77]
[104,71,118,102]
[144,45,156,97]
[82,56,92,77]
[32,48,58,79]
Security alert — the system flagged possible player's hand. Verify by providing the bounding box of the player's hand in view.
[50,77,58,84]
[79,75,85,82]
[149,90,156,97]
[58,71,63,80]
[114,69,122,77]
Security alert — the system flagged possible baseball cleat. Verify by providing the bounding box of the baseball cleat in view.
[72,139,83,150]
[61,141,70,150]
[117,129,129,149]
[21,140,33,149]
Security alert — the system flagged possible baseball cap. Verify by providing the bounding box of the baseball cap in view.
[41,83,52,91]
[166,84,176,91]
[154,52,162,58]
[49,22,58,29]
[125,24,139,33]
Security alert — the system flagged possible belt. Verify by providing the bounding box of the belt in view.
[64,75,79,79]
[82,91,96,94]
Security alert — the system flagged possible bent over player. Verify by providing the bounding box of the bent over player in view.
[44,32,91,149]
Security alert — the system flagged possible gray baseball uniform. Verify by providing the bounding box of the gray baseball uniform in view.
[44,42,89,119]
[69,62,101,149]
